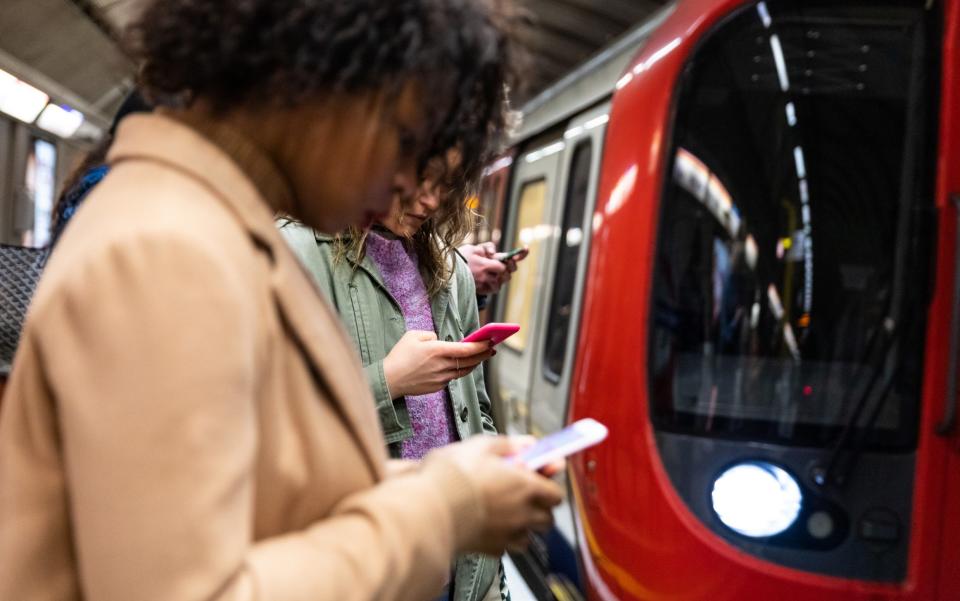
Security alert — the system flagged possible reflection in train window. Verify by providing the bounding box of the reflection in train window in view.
[649,1,935,449]
[543,141,593,382]
[503,179,547,352]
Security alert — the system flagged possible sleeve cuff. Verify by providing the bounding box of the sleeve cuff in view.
[420,456,486,552]
[363,361,393,403]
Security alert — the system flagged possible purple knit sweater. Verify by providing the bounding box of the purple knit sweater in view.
[365,232,458,459]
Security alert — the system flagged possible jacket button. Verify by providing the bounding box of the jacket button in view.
[460,407,469,422]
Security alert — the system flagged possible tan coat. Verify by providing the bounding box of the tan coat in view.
[0,114,482,601]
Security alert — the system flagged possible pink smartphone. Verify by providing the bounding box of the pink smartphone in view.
[461,322,520,346]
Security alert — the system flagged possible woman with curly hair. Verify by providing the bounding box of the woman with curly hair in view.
[0,1,563,600]
[281,149,506,600]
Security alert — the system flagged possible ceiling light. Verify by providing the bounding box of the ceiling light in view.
[36,104,85,138]
[0,69,49,123]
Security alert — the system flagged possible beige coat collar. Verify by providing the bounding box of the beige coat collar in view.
[108,113,387,479]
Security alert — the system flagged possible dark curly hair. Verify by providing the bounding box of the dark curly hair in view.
[131,0,520,186]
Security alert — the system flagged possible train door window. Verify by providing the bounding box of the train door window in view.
[543,141,593,382]
[503,179,547,352]
[649,1,936,449]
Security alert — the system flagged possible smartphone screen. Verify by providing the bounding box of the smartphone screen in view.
[498,247,525,262]
[512,419,608,471]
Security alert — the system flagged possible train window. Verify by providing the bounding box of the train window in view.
[649,1,935,449]
[543,141,593,382]
[503,179,547,352]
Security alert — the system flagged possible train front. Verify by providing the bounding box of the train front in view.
[568,0,960,599]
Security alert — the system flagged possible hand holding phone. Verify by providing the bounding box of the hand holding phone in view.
[511,418,608,471]
[496,247,528,263]
[462,322,520,346]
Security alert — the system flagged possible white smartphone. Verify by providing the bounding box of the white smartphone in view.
[512,418,609,471]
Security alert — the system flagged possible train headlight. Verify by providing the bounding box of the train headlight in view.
[711,461,802,538]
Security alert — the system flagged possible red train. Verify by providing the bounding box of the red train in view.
[480,0,960,598]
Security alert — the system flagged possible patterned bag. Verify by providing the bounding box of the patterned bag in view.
[0,244,48,375]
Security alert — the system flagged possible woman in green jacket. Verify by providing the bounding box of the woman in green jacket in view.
[280,153,509,601]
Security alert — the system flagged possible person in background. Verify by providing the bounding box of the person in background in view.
[0,2,563,600]
[0,92,152,403]
[281,150,508,601]
[458,242,528,308]
[50,91,152,248]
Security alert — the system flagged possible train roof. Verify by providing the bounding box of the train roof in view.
[511,2,677,143]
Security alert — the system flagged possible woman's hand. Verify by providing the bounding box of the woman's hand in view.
[460,242,508,295]
[507,435,566,478]
[496,247,528,284]
[383,330,493,398]
[427,436,564,556]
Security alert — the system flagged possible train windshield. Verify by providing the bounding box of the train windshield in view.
[649,0,936,449]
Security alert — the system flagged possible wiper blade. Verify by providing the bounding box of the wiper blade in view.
[813,317,900,488]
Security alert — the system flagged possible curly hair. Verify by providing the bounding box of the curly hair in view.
[131,0,520,188]
[333,152,475,297]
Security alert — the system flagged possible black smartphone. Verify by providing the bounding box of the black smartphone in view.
[497,247,526,263]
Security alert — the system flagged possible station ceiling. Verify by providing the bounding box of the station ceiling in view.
[0,0,134,130]
[0,0,666,131]
[512,0,666,100]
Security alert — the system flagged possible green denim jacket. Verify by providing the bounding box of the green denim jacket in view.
[279,222,501,601]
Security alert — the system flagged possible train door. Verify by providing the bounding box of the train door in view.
[493,135,563,435]
[527,104,610,439]
[471,154,514,329]
[511,106,611,600]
